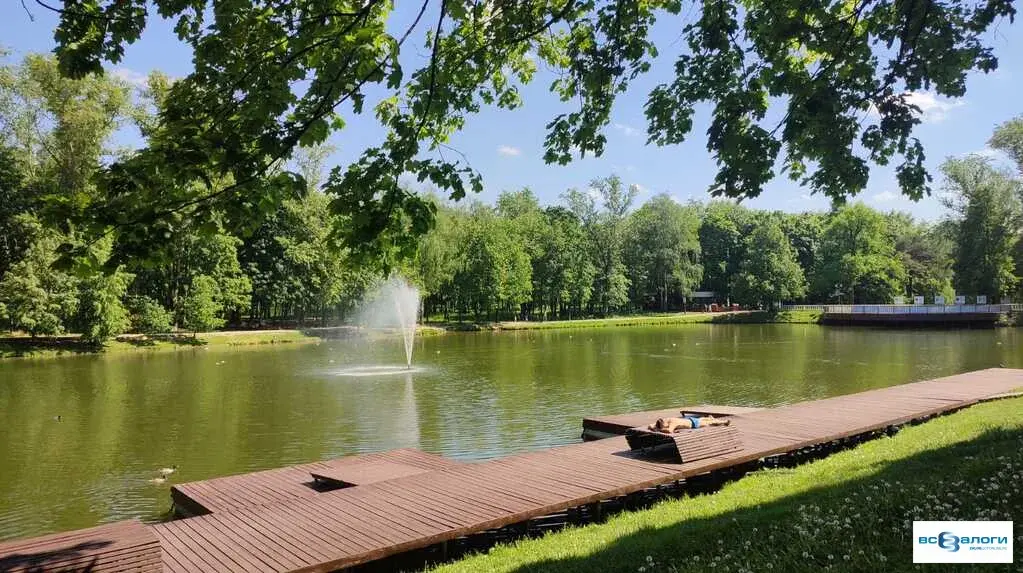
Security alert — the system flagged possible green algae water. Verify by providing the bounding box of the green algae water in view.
[1,324,1020,540]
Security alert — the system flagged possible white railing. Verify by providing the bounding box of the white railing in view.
[778,305,828,311]
[800,304,1021,314]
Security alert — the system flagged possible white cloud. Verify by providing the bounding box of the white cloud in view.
[870,190,899,203]
[866,91,965,123]
[109,67,149,88]
[972,147,1004,160]
[903,91,965,123]
[612,122,641,137]
[630,183,647,194]
[497,145,521,157]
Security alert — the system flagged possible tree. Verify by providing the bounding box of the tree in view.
[130,226,251,326]
[533,206,594,319]
[0,145,31,282]
[0,54,133,231]
[698,202,750,304]
[816,204,906,303]
[778,212,825,289]
[450,204,531,321]
[990,116,1023,174]
[180,275,225,335]
[989,116,1023,298]
[46,0,1014,263]
[942,156,1021,300]
[126,296,173,335]
[415,200,462,319]
[566,175,635,315]
[624,194,702,310]
[886,212,954,301]
[730,219,806,307]
[496,188,546,318]
[0,217,79,336]
[74,271,132,343]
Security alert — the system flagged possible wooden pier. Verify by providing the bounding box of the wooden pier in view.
[2,368,1021,572]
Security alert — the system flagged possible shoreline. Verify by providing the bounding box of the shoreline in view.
[7,308,1019,360]
[0,326,447,360]
[434,309,822,331]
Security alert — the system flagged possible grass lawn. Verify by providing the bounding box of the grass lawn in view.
[0,329,321,359]
[463,310,822,331]
[494,313,727,330]
[433,396,1023,573]
[710,309,823,324]
[0,325,448,359]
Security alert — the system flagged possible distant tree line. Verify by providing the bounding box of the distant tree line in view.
[1,54,1022,340]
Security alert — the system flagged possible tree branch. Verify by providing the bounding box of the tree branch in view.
[417,0,449,135]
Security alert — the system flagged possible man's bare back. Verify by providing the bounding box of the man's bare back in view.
[648,415,731,433]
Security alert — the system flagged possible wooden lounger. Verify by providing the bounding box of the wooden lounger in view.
[625,425,743,463]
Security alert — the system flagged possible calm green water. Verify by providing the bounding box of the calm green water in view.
[1,324,1020,540]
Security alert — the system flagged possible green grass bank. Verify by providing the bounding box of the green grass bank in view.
[484,310,822,331]
[0,325,446,359]
[0,330,320,359]
[433,396,1023,573]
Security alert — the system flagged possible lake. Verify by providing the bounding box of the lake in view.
[1,323,1020,540]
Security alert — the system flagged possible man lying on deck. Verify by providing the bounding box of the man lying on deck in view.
[648,415,731,433]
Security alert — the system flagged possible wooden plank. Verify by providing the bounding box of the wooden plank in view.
[0,520,160,573]
[171,448,466,516]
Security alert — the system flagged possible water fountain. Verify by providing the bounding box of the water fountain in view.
[388,276,420,369]
[335,276,422,376]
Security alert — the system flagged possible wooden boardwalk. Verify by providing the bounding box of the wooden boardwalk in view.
[3,368,1020,572]
[150,368,1022,572]
[172,448,461,516]
[582,404,763,440]
[0,520,160,573]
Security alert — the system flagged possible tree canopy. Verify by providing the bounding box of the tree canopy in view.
[41,0,1017,261]
[942,156,1022,299]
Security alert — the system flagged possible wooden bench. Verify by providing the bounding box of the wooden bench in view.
[0,520,160,573]
[625,425,743,463]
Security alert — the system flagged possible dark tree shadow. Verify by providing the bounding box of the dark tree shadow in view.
[0,540,107,572]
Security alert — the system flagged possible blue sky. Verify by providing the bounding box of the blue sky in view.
[3,3,1021,221]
